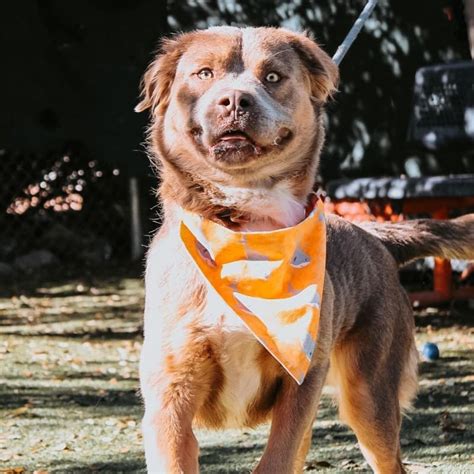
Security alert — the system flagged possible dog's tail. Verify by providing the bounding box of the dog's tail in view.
[361,214,474,266]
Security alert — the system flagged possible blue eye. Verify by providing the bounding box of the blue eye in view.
[265,72,281,83]
[197,68,213,80]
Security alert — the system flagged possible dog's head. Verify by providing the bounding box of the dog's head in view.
[137,27,338,221]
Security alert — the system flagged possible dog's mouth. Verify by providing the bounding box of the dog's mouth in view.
[205,127,262,166]
[190,126,256,147]
[213,126,293,148]
[216,129,255,145]
[190,124,294,168]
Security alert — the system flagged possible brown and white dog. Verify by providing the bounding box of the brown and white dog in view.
[136,26,474,473]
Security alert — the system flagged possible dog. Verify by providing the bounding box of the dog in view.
[136,26,474,473]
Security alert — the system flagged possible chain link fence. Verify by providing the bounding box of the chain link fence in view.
[0,144,152,282]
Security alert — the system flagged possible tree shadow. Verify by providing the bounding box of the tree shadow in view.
[46,458,146,473]
[0,380,140,409]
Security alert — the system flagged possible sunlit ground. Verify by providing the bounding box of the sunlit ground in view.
[0,278,472,473]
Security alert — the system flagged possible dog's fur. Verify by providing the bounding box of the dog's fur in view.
[137,27,474,473]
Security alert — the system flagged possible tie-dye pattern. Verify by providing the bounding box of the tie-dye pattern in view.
[179,199,326,384]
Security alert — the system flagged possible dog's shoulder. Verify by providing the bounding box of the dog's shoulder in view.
[144,213,206,323]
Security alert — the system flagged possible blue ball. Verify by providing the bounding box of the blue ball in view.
[422,342,440,361]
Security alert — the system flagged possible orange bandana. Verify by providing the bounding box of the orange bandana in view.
[179,199,326,384]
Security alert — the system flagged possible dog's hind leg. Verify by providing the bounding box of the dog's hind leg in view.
[330,300,416,474]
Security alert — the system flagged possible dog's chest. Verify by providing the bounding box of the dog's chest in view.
[202,297,264,428]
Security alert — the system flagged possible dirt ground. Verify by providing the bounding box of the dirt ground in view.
[0,277,473,473]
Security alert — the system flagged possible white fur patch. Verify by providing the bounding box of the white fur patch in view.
[214,182,306,230]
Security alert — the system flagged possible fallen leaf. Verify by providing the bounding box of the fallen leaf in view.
[0,468,25,474]
[341,459,358,469]
[52,443,72,452]
[306,460,332,469]
[9,404,31,418]
[439,411,467,432]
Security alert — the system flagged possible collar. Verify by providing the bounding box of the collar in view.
[179,198,326,384]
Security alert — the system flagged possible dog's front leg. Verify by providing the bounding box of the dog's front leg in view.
[140,338,209,474]
[142,392,198,474]
[253,360,329,474]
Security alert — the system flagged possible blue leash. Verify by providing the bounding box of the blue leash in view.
[332,0,379,66]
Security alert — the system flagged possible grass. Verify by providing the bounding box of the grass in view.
[0,277,472,473]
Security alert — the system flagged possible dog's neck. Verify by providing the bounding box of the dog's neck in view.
[159,164,314,231]
[211,182,307,231]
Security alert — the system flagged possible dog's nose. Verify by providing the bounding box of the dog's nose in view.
[217,90,253,116]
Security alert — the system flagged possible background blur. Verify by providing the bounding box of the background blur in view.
[1,3,473,472]
[1,0,472,281]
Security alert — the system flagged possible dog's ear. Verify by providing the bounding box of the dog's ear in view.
[288,32,339,103]
[135,35,187,115]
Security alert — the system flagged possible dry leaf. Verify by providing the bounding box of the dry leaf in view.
[439,411,467,432]
[305,460,332,469]
[52,443,72,451]
[9,404,31,418]
[0,468,25,474]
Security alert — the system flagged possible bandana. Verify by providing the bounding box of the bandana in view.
[179,198,326,384]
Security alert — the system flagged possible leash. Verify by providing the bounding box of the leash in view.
[332,0,379,66]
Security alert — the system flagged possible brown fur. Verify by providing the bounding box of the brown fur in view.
[138,27,337,227]
[245,347,285,426]
[362,214,474,265]
[137,26,474,474]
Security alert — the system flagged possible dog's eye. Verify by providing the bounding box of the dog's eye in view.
[197,68,213,80]
[265,72,281,83]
